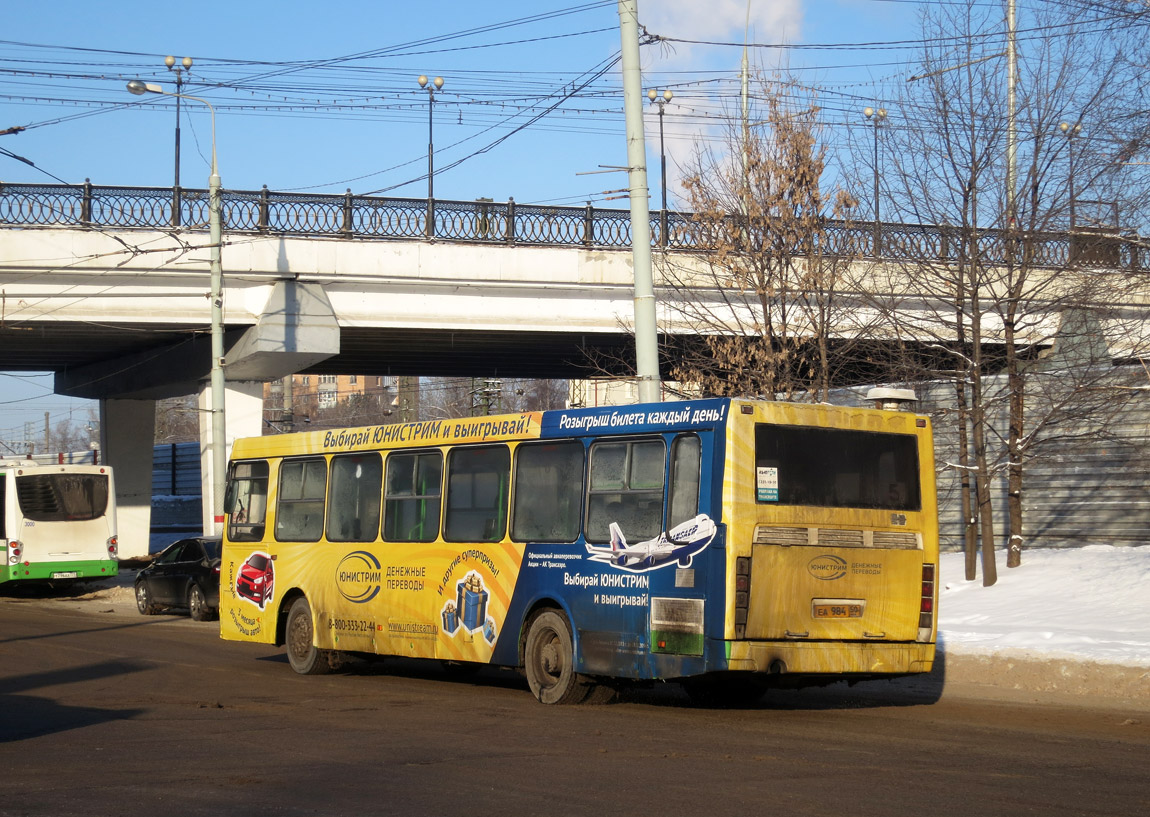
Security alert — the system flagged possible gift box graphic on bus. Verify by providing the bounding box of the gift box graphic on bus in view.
[455,572,489,633]
[441,601,459,634]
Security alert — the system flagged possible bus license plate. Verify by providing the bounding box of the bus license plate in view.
[814,603,863,618]
[52,571,78,579]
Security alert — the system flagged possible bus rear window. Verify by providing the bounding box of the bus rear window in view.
[754,424,921,511]
[15,473,109,521]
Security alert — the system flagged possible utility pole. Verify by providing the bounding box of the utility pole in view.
[397,376,419,423]
[617,0,661,404]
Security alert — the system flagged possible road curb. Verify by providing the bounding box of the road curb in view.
[938,651,1150,705]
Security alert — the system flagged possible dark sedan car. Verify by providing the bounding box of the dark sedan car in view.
[135,536,222,621]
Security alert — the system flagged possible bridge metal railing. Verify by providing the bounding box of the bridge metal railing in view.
[0,181,1142,269]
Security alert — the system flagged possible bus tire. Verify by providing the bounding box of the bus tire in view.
[135,582,159,615]
[581,681,618,705]
[285,597,334,676]
[524,609,589,705]
[188,584,212,622]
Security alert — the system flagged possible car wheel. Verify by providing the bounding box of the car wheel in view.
[135,582,159,615]
[285,597,335,675]
[188,584,212,621]
[523,609,593,705]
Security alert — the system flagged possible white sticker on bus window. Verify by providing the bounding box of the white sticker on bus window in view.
[757,467,778,502]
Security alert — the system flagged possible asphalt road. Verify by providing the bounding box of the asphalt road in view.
[1,596,1148,817]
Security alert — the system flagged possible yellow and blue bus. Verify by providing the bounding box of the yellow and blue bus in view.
[219,398,938,704]
[2,461,119,586]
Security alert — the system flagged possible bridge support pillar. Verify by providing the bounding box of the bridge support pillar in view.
[100,398,156,559]
[198,381,264,535]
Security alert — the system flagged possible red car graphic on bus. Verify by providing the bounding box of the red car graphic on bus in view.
[236,552,275,609]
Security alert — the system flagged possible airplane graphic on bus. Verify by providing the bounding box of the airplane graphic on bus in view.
[586,514,717,572]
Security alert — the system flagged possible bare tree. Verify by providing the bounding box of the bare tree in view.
[419,377,569,418]
[154,395,200,443]
[863,0,1148,582]
[659,79,865,401]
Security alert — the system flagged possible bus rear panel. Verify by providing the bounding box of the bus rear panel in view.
[723,400,937,681]
[1,462,119,585]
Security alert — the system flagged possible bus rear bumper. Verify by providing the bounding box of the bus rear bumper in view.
[727,640,935,676]
[3,559,119,583]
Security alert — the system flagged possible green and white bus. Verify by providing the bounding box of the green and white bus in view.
[1,461,119,586]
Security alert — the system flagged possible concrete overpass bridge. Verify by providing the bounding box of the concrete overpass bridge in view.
[1,182,1146,555]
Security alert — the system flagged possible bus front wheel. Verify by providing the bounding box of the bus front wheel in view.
[524,609,591,705]
[285,597,334,675]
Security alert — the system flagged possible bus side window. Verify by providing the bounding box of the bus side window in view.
[326,453,382,543]
[444,445,510,543]
[384,451,442,543]
[227,460,269,542]
[668,434,701,527]
[511,441,584,543]
[276,458,327,542]
[586,439,665,543]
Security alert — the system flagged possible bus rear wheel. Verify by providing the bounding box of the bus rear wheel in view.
[524,609,593,705]
[285,597,334,675]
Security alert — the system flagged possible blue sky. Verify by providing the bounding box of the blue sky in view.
[0,0,929,438]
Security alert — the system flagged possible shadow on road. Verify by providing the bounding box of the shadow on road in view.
[249,647,948,711]
[0,659,150,743]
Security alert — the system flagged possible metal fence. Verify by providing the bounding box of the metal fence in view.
[151,442,202,497]
[0,181,1143,269]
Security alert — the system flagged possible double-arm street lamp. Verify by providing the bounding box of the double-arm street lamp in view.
[647,88,672,247]
[127,78,226,535]
[863,106,887,256]
[165,58,193,186]
[1060,120,1082,228]
[418,74,444,238]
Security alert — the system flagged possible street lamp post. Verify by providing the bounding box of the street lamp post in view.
[165,55,193,226]
[1060,120,1082,229]
[417,75,443,238]
[647,88,672,248]
[864,106,886,256]
[127,79,226,536]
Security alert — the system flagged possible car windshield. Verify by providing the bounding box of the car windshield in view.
[247,555,268,570]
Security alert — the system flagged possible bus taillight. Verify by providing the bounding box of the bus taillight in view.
[107,536,118,558]
[7,541,21,565]
[918,563,936,641]
[735,556,751,639]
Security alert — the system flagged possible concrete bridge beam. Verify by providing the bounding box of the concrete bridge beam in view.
[55,279,339,400]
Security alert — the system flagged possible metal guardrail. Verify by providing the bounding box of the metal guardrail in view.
[0,181,1142,269]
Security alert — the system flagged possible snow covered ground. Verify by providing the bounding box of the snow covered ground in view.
[939,545,1150,668]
